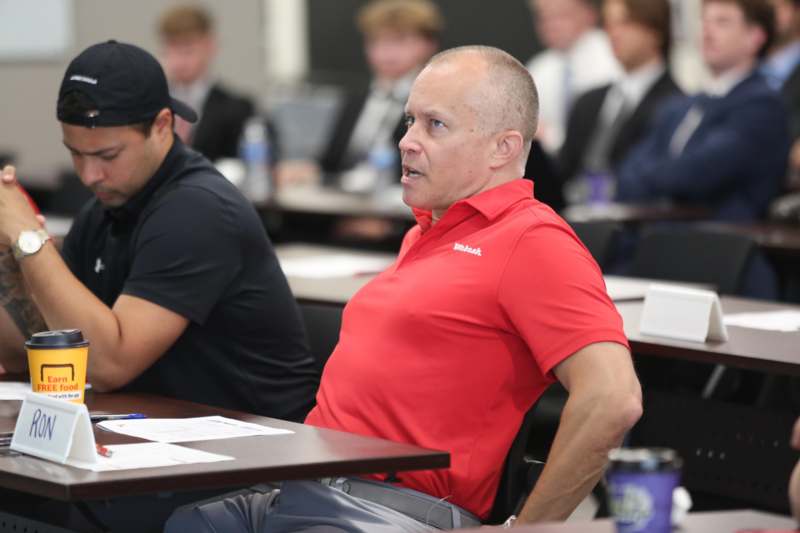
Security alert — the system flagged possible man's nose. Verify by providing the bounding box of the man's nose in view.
[79,158,105,187]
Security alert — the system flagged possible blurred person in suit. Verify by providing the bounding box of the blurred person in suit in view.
[158,5,255,163]
[559,0,682,205]
[616,0,789,223]
[526,0,621,156]
[276,0,443,245]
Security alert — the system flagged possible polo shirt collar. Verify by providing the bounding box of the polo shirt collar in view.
[106,136,186,224]
[412,179,533,231]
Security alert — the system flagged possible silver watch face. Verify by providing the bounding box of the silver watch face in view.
[18,231,43,254]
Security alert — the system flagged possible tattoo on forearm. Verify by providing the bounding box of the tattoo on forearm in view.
[0,250,46,337]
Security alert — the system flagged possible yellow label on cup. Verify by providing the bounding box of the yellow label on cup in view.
[27,346,88,403]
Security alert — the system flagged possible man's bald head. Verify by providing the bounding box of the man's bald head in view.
[423,46,539,147]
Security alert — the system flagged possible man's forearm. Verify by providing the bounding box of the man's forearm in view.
[0,248,47,370]
[516,389,642,524]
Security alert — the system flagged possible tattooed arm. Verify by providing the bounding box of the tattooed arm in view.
[0,247,46,372]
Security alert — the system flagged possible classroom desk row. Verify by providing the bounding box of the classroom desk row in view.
[276,243,800,378]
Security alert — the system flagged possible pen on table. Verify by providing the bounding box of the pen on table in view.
[95,444,113,458]
[90,413,147,423]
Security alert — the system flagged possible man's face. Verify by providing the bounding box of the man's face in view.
[399,57,496,219]
[604,0,662,71]
[702,1,765,74]
[365,29,436,82]
[532,0,597,51]
[61,123,164,207]
[161,34,214,86]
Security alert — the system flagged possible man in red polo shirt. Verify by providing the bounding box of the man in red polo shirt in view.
[167,45,642,532]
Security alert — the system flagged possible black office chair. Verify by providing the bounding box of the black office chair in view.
[629,227,756,295]
[297,301,343,374]
[568,221,620,270]
[487,405,545,524]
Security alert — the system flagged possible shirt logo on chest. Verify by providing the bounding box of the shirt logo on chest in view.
[453,242,482,257]
[94,258,105,274]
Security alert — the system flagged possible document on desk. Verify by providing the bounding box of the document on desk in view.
[724,310,800,332]
[0,382,31,400]
[280,254,393,278]
[66,442,233,472]
[97,415,293,443]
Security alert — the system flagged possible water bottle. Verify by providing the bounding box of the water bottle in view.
[239,116,272,202]
[367,140,398,197]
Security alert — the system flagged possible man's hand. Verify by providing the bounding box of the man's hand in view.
[0,166,45,244]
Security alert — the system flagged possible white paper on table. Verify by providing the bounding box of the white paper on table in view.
[279,254,393,279]
[0,382,32,400]
[724,310,800,332]
[66,442,233,472]
[97,415,293,443]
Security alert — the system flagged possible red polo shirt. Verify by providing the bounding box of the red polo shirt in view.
[305,179,628,519]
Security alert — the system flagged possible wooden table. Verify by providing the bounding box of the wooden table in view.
[618,296,800,377]
[277,243,395,304]
[700,222,800,260]
[262,184,414,221]
[276,245,800,377]
[461,510,796,532]
[0,392,448,502]
[562,202,708,225]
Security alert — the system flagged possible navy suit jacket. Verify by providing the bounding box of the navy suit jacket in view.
[616,72,790,221]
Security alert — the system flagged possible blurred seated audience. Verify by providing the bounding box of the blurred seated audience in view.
[158,5,256,163]
[525,0,620,156]
[766,0,800,221]
[616,0,789,223]
[277,0,441,190]
[559,0,682,205]
[275,0,442,246]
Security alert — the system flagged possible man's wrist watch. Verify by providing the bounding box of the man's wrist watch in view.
[13,229,50,261]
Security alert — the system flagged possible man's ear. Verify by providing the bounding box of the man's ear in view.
[153,108,174,140]
[490,130,525,170]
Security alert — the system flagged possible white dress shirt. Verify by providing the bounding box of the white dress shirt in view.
[527,29,621,154]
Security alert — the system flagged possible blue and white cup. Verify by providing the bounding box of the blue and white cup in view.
[606,448,682,533]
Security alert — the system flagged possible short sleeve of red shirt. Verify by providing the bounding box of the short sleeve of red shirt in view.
[497,220,629,376]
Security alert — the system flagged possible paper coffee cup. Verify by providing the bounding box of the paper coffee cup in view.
[606,448,682,533]
[26,329,89,404]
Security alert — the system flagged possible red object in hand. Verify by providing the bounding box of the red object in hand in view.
[17,184,41,215]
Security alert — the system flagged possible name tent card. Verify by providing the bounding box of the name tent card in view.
[11,392,97,465]
[640,284,729,343]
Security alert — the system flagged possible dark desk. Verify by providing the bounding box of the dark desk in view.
[261,184,414,221]
[619,296,800,377]
[562,202,708,225]
[700,222,800,260]
[0,392,448,502]
[461,510,796,532]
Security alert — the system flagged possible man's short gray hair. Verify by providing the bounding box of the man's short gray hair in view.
[426,45,539,144]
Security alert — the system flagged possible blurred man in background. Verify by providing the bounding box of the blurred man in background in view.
[158,5,255,162]
[559,0,681,205]
[616,0,788,223]
[526,0,620,155]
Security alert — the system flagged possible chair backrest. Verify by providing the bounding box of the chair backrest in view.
[568,221,620,270]
[630,227,755,294]
[487,404,546,524]
[298,302,343,374]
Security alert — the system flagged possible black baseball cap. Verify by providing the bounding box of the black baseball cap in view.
[57,40,197,127]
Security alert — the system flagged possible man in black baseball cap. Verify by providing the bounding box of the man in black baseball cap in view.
[0,38,317,482]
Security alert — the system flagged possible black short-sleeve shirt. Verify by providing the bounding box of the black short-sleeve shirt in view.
[61,138,318,422]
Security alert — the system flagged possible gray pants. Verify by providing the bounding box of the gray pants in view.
[165,481,438,533]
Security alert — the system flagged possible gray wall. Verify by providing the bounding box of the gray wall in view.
[0,0,264,186]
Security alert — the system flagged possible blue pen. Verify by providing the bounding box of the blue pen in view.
[90,413,147,423]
